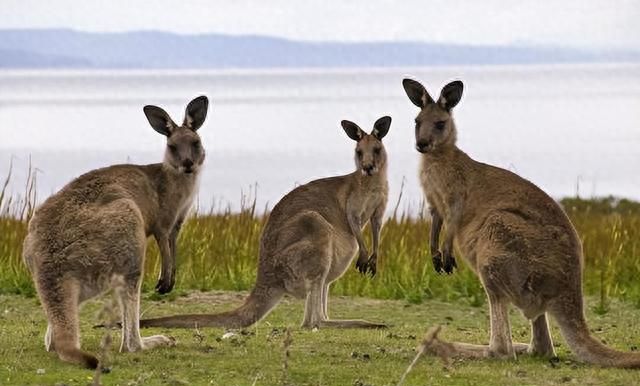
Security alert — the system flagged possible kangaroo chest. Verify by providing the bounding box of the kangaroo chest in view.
[355,185,388,223]
[177,184,197,218]
[152,175,199,234]
[420,164,448,214]
[419,158,467,222]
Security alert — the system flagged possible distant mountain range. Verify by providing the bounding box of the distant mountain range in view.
[1,29,638,69]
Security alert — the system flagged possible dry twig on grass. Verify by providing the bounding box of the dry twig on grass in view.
[193,323,205,345]
[397,325,454,386]
[93,295,119,385]
[281,327,293,385]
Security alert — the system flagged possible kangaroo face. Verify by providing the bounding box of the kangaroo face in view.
[402,79,463,154]
[355,135,387,176]
[413,103,454,153]
[165,128,204,174]
[143,96,209,174]
[341,116,392,176]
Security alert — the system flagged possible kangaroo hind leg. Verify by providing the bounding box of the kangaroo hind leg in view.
[301,280,326,329]
[421,283,520,360]
[321,283,329,320]
[301,281,386,329]
[45,323,54,352]
[297,255,385,329]
[316,279,386,329]
[528,313,555,357]
[117,278,174,352]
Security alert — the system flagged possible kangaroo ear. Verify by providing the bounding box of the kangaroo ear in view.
[402,78,434,108]
[143,105,176,136]
[183,95,209,131]
[372,116,391,140]
[438,80,464,111]
[341,120,365,141]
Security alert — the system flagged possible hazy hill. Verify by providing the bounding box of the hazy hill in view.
[0,29,637,69]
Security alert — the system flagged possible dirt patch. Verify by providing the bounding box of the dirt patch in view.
[169,290,294,306]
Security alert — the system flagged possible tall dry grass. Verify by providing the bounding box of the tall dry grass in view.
[1,165,638,310]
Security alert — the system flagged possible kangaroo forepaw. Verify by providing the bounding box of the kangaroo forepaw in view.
[366,253,377,277]
[432,251,444,273]
[355,253,370,276]
[443,253,457,274]
[356,253,377,277]
[155,277,175,294]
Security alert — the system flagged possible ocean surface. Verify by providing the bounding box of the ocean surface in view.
[0,64,638,214]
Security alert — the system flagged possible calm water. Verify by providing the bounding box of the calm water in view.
[0,64,639,214]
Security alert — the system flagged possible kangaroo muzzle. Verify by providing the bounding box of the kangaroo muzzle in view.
[181,159,195,174]
[362,164,376,176]
[416,139,433,153]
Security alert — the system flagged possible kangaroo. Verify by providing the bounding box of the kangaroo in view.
[137,116,392,330]
[402,78,640,368]
[22,96,209,368]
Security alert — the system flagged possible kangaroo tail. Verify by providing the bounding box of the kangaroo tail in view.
[139,285,283,329]
[51,318,99,369]
[39,276,100,369]
[57,345,99,369]
[551,298,640,368]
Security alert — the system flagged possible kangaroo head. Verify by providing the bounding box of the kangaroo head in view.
[341,116,391,176]
[402,79,463,154]
[143,96,209,174]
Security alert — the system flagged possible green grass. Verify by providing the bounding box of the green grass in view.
[1,291,640,385]
[2,189,640,309]
[2,168,640,384]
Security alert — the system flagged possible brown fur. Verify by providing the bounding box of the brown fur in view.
[22,96,209,368]
[138,116,393,329]
[402,78,640,368]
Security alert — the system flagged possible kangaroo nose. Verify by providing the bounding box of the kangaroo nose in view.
[183,159,194,168]
[416,140,431,153]
[363,164,375,175]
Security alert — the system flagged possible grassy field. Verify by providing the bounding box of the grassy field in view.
[1,171,640,384]
[1,291,640,385]
[2,186,640,311]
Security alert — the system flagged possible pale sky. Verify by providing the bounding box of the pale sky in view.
[2,0,639,49]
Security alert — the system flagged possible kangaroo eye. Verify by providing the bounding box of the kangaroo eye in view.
[168,144,178,152]
[191,140,201,148]
[373,147,381,155]
[356,149,363,158]
[434,121,446,131]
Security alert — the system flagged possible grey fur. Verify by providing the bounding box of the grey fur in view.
[22,96,209,368]
[403,78,640,368]
[138,117,392,330]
